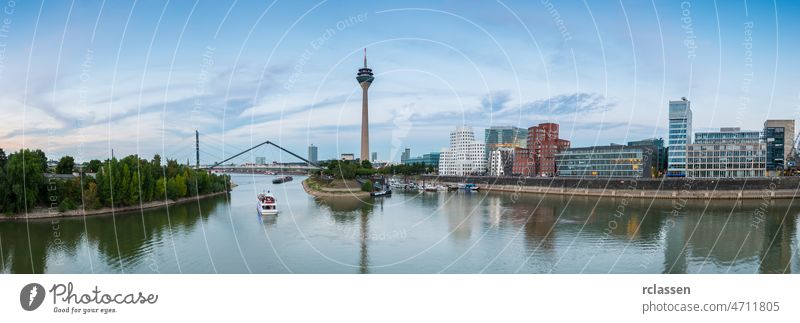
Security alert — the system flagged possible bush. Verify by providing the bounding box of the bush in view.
[58,198,77,212]
[361,181,373,192]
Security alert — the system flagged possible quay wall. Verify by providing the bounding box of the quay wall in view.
[424,175,800,200]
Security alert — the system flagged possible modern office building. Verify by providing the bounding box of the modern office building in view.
[556,144,655,178]
[627,137,668,177]
[512,123,570,176]
[764,120,795,174]
[438,126,486,176]
[308,144,318,164]
[403,152,441,170]
[484,126,527,161]
[356,49,375,161]
[255,157,266,165]
[341,153,355,161]
[686,127,766,178]
[401,148,411,163]
[667,98,692,177]
[371,152,377,162]
[488,147,515,176]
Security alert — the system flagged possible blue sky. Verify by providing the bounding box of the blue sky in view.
[1,0,799,163]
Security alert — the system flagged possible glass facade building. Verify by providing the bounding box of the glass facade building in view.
[308,144,318,164]
[764,120,795,174]
[667,98,692,177]
[404,152,441,169]
[484,126,527,162]
[555,144,654,178]
[627,138,667,177]
[686,128,766,178]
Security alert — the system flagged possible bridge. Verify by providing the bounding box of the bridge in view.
[167,131,322,174]
[206,140,320,170]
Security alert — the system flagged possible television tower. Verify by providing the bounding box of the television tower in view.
[356,48,374,161]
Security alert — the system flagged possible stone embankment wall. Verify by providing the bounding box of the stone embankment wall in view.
[424,175,797,199]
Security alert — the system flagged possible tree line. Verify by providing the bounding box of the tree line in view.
[0,148,230,215]
[316,159,434,180]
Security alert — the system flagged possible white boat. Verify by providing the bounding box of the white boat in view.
[257,191,278,215]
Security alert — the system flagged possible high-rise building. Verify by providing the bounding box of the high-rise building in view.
[764,120,795,174]
[401,148,411,163]
[686,127,765,178]
[484,126,527,161]
[438,126,486,176]
[556,144,655,178]
[371,152,377,162]
[356,49,375,161]
[512,123,570,176]
[308,144,318,164]
[667,98,692,177]
[255,157,266,165]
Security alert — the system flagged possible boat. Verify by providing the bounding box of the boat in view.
[464,183,480,191]
[423,184,438,192]
[370,189,392,197]
[272,175,293,184]
[257,191,278,215]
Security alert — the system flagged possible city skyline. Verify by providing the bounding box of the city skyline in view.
[1,1,799,164]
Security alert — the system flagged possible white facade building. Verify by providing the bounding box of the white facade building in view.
[439,126,486,176]
[488,148,514,176]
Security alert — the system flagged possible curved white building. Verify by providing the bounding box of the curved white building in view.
[438,126,486,176]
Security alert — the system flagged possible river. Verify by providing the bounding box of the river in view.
[1,174,798,273]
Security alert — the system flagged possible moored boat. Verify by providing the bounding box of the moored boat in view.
[272,175,293,184]
[370,189,392,197]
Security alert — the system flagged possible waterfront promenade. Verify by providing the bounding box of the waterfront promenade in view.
[428,175,800,200]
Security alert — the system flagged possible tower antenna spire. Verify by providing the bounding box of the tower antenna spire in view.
[363,48,367,68]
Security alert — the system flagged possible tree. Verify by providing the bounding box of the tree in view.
[361,160,373,169]
[83,182,102,210]
[0,149,7,213]
[0,148,7,169]
[87,159,102,173]
[56,155,75,174]
[361,180,373,192]
[6,149,47,213]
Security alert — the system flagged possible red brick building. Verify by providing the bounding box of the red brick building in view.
[512,123,570,176]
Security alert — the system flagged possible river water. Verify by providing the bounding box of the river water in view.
[1,174,798,274]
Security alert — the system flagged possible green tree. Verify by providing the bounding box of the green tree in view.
[83,182,102,210]
[0,149,7,213]
[56,155,75,174]
[361,160,373,169]
[361,180,373,192]
[87,159,102,173]
[6,149,47,213]
[0,148,7,169]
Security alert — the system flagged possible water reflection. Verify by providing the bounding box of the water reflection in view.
[0,194,225,274]
[1,176,799,274]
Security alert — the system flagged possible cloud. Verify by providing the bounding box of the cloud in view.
[520,92,612,116]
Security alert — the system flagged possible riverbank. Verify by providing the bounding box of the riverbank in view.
[0,191,230,221]
[427,175,798,200]
[302,178,371,198]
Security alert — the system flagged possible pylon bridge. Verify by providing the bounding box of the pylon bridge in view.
[178,131,320,173]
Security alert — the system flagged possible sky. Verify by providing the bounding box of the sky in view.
[0,0,799,164]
